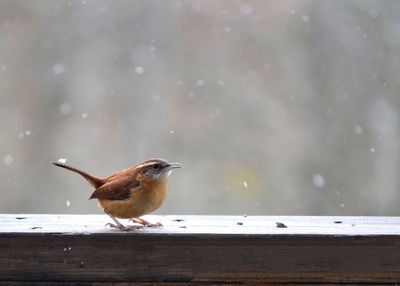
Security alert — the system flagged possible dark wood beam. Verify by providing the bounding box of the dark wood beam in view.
[0,215,399,284]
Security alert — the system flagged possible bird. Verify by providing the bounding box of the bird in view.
[52,158,182,231]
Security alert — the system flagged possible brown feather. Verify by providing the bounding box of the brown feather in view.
[98,176,167,218]
[89,169,140,200]
[53,158,180,221]
[52,162,104,188]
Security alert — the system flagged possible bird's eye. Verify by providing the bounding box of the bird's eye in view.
[152,164,161,170]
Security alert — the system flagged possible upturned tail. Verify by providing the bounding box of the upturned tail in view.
[52,162,104,189]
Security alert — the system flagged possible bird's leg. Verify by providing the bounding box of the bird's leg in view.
[130,217,162,228]
[105,213,142,231]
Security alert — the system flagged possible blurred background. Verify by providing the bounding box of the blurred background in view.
[1,0,399,216]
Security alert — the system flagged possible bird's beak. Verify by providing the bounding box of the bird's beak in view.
[168,162,182,169]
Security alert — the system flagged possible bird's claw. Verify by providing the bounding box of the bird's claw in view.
[105,223,143,232]
[128,218,163,228]
[146,222,163,228]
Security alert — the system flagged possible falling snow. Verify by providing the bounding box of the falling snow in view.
[312,174,325,188]
[3,154,13,166]
[240,4,253,15]
[301,14,310,22]
[134,66,144,74]
[1,1,394,217]
[53,63,65,75]
[195,80,204,87]
[18,130,31,139]
[354,125,363,135]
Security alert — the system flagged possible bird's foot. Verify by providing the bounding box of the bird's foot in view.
[145,222,163,228]
[105,223,143,232]
[129,217,163,228]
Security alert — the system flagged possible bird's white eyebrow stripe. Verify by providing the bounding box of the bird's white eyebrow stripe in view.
[137,162,158,168]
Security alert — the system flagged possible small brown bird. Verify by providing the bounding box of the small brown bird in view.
[52,158,182,231]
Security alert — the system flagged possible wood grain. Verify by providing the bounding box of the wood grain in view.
[0,215,399,284]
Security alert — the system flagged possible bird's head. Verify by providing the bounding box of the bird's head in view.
[137,158,182,180]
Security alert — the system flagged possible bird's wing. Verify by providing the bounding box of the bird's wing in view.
[89,176,140,200]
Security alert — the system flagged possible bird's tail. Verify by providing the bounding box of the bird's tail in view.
[52,162,104,189]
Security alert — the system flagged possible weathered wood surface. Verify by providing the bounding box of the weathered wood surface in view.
[0,214,400,285]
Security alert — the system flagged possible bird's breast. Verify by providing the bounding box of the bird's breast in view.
[98,178,168,219]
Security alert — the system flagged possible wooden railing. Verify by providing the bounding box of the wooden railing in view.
[1,214,399,285]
